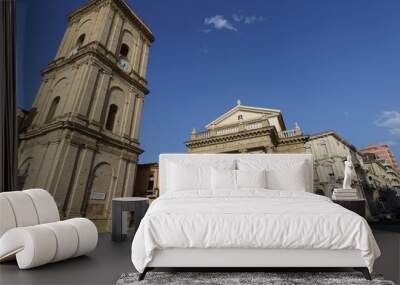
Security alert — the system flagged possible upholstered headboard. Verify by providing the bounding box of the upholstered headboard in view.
[159,153,314,196]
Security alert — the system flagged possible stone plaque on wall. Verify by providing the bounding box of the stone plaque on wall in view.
[90,192,106,200]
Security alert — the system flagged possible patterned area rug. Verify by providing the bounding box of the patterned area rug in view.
[116,272,396,285]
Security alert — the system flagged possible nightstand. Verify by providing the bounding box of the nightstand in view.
[112,197,149,242]
[332,199,366,218]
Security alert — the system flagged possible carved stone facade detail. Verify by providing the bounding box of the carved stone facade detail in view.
[186,101,309,155]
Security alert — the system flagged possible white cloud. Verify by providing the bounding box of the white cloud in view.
[232,14,243,22]
[374,111,400,135]
[245,15,265,24]
[204,15,238,32]
[203,14,265,34]
[232,14,264,24]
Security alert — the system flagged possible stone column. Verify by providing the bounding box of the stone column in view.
[31,140,60,192]
[98,6,115,46]
[64,145,96,218]
[123,88,136,138]
[134,35,144,73]
[123,160,137,197]
[89,69,112,125]
[130,35,140,71]
[49,138,81,213]
[55,21,77,59]
[76,63,101,117]
[139,41,150,78]
[131,94,144,141]
[62,63,88,117]
[91,5,108,44]
[36,75,59,125]
[31,78,52,127]
[107,13,123,54]
[107,157,128,216]
[62,21,80,58]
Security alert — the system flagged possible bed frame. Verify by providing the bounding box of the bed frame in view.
[139,248,371,280]
[138,154,372,281]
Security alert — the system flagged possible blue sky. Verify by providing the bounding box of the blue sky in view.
[17,0,400,163]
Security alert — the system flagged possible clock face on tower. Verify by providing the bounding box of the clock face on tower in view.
[118,58,130,72]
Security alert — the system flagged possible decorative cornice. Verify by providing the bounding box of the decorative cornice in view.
[205,104,281,129]
[186,126,278,148]
[19,119,143,155]
[278,135,310,145]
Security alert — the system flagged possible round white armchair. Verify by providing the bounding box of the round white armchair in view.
[0,189,98,269]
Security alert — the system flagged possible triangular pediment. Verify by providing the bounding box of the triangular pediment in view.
[206,104,281,129]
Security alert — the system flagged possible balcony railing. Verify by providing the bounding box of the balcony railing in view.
[191,120,301,140]
[278,129,297,138]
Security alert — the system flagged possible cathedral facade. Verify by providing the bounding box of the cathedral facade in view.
[186,100,309,154]
[18,0,154,231]
[185,101,364,196]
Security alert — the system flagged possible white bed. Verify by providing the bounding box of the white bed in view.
[131,154,380,280]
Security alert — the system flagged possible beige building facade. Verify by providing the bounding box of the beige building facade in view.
[185,103,375,199]
[306,131,365,197]
[186,101,309,154]
[133,163,159,197]
[18,0,154,231]
[363,153,391,188]
[363,153,400,190]
[360,144,399,174]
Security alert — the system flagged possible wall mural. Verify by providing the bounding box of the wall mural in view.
[17,0,400,232]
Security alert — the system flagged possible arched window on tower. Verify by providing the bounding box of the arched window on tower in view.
[76,34,86,48]
[46,97,60,123]
[105,104,118,131]
[119,43,129,58]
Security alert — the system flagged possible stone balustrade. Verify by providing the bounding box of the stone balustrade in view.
[278,129,296,138]
[192,120,301,140]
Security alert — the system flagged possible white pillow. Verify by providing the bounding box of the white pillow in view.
[236,169,267,189]
[266,163,307,191]
[168,163,210,191]
[211,168,236,190]
[167,160,236,191]
[238,159,308,191]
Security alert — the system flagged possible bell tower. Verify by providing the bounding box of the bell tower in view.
[18,0,154,231]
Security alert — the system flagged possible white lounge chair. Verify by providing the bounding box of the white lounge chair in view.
[0,189,98,269]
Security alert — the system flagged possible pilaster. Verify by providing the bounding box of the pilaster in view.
[89,69,113,125]
[123,87,136,138]
[131,94,144,140]
[106,12,123,54]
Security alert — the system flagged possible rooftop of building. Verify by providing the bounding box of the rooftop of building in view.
[360,144,392,151]
[309,130,359,153]
[205,100,286,130]
[137,162,159,168]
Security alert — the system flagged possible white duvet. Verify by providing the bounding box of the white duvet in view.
[131,190,380,273]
